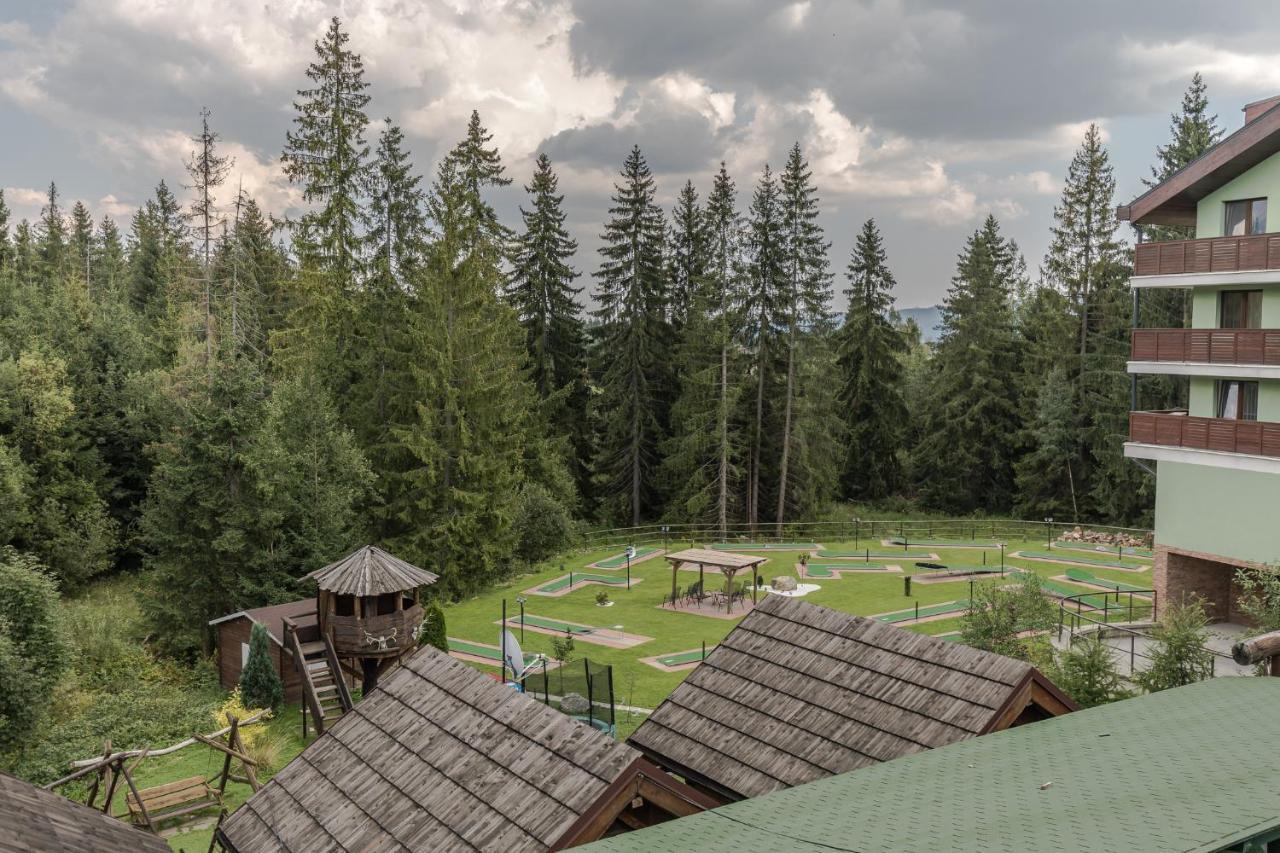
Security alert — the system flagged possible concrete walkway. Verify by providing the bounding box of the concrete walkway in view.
[1056,620,1255,678]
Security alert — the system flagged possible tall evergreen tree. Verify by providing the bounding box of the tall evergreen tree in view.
[185,108,234,360]
[665,180,708,332]
[836,219,908,500]
[90,216,125,300]
[68,201,93,298]
[591,146,668,525]
[444,110,512,256]
[36,183,67,285]
[742,164,784,529]
[282,16,370,287]
[509,153,590,501]
[912,216,1023,512]
[774,143,833,528]
[662,166,745,532]
[1147,72,1221,190]
[0,190,10,273]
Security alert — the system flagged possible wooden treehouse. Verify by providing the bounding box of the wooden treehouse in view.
[282,545,439,736]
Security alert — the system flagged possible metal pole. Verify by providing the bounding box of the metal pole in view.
[501,599,507,686]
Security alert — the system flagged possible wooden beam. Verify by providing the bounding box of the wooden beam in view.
[1233,630,1280,666]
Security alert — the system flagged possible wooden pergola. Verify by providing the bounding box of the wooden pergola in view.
[664,548,768,613]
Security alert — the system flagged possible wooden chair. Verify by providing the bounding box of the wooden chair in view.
[126,776,222,832]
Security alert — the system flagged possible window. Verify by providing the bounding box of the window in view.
[241,642,251,667]
[334,595,355,616]
[1225,198,1268,236]
[1216,380,1259,420]
[1221,290,1263,329]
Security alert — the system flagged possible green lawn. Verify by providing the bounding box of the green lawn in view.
[593,548,660,568]
[1017,550,1150,570]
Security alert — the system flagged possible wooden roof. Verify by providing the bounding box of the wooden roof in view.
[0,771,171,853]
[1119,98,1280,226]
[208,597,317,647]
[663,548,766,569]
[306,545,438,596]
[627,595,1074,802]
[217,646,711,852]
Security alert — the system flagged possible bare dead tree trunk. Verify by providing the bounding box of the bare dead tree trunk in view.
[775,327,795,534]
[717,341,729,540]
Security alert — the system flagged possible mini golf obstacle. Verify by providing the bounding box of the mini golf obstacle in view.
[1053,541,1152,559]
[527,572,643,597]
[886,536,999,549]
[873,599,971,624]
[1062,568,1152,597]
[447,637,552,669]
[589,547,662,569]
[912,562,1007,582]
[801,562,896,578]
[1015,550,1149,572]
[492,614,652,648]
[816,549,934,559]
[640,645,718,672]
[710,542,818,551]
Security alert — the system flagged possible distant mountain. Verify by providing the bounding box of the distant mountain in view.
[897,306,944,343]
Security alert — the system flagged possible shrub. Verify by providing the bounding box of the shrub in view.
[1051,633,1131,708]
[1133,596,1214,693]
[239,623,283,712]
[595,590,610,605]
[417,600,449,652]
[512,484,573,565]
[960,573,1056,661]
[0,549,69,750]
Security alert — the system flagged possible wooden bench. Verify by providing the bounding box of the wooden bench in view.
[126,775,222,830]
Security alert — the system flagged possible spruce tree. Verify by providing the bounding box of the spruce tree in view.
[1147,72,1221,190]
[91,216,126,300]
[444,110,513,257]
[185,108,233,360]
[774,143,833,528]
[591,146,669,525]
[1013,365,1080,520]
[662,165,745,534]
[69,201,93,299]
[239,621,283,711]
[282,16,370,286]
[417,599,448,651]
[509,153,590,501]
[742,165,784,529]
[912,216,1023,512]
[37,183,68,285]
[0,190,10,273]
[666,180,708,332]
[836,219,908,500]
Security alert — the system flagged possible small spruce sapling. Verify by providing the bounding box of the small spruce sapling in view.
[1133,596,1214,693]
[239,622,283,712]
[416,599,449,652]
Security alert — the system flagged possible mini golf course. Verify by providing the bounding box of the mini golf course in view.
[802,563,894,578]
[1063,568,1151,596]
[657,647,714,666]
[529,572,641,596]
[913,563,1006,581]
[447,637,545,669]
[711,542,818,551]
[874,600,971,624]
[816,550,933,559]
[886,537,998,548]
[591,547,662,569]
[1054,541,1152,558]
[1017,550,1149,571]
[495,614,653,648]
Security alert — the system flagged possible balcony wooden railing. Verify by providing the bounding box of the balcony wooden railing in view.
[327,602,423,658]
[1133,234,1280,277]
[1129,410,1280,457]
[1131,328,1280,365]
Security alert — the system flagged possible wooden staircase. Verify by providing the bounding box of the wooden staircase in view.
[284,618,354,737]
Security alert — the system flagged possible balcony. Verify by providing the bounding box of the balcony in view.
[1128,411,1280,463]
[326,602,423,658]
[1133,234,1280,282]
[1130,329,1280,377]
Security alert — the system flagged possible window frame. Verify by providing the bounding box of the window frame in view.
[1219,289,1264,329]
[1224,197,1268,236]
[1215,379,1259,421]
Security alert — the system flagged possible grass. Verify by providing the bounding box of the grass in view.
[874,600,971,623]
[1018,550,1150,570]
[593,548,660,568]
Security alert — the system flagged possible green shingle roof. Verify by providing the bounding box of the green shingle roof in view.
[585,677,1280,853]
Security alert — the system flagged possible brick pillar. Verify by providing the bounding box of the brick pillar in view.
[1155,544,1240,623]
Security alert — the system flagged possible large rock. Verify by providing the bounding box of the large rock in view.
[559,693,591,715]
[772,576,798,592]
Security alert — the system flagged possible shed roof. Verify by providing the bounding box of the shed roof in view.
[217,645,709,852]
[0,771,171,853]
[663,548,767,569]
[306,545,438,596]
[586,677,1280,853]
[208,597,317,647]
[627,595,1072,801]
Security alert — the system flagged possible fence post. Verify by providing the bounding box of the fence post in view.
[915,601,919,622]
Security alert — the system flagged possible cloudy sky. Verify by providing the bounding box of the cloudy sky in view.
[2,0,1278,309]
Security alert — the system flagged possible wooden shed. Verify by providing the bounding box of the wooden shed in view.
[628,594,1076,804]
[209,598,318,705]
[215,645,717,852]
[0,770,171,853]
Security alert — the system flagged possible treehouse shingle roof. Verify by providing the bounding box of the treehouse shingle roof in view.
[627,594,1072,801]
[0,771,171,853]
[217,645,702,852]
[306,545,438,596]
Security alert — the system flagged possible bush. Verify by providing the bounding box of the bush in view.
[960,573,1056,661]
[239,623,283,712]
[0,549,69,751]
[1051,633,1131,708]
[417,599,449,652]
[595,590,610,605]
[512,484,573,565]
[1133,596,1214,693]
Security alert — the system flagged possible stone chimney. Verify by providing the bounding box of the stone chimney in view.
[1243,95,1280,125]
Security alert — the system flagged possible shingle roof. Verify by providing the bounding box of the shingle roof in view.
[0,771,172,853]
[586,677,1280,853]
[306,545,439,596]
[208,597,317,646]
[664,548,768,569]
[218,645,645,852]
[627,595,1069,801]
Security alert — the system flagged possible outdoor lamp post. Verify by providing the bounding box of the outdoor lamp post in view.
[515,595,527,642]
[1045,517,1054,549]
[661,525,669,553]
[625,544,636,589]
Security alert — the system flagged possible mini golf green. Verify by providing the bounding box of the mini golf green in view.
[1064,568,1151,596]
[593,547,660,568]
[1054,541,1152,558]
[816,550,932,559]
[803,563,891,577]
[916,564,1004,576]
[448,638,542,667]
[1007,570,1118,608]
[656,647,715,666]
[519,615,597,634]
[875,600,971,623]
[887,537,998,548]
[534,572,633,593]
[1019,550,1146,570]
[711,542,817,551]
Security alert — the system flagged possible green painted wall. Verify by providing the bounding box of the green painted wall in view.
[1155,461,1280,565]
[1196,150,1280,237]
[1188,376,1280,419]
